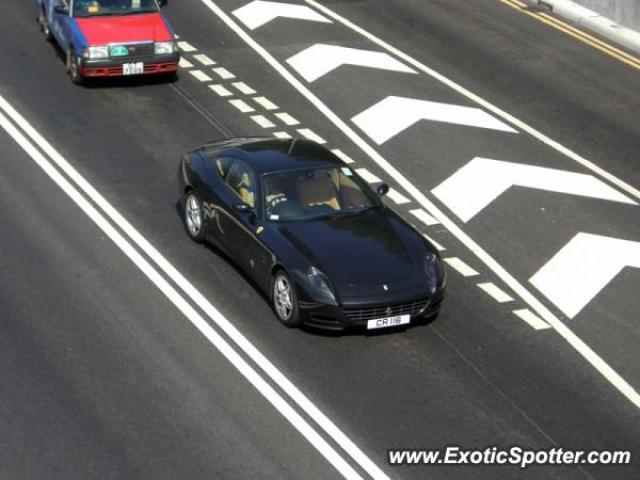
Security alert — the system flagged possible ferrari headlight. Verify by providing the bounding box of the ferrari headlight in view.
[82,46,109,59]
[155,41,177,55]
[424,252,445,293]
[306,266,337,305]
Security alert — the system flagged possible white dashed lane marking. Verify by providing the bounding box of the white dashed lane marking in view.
[423,233,446,252]
[178,57,194,69]
[213,67,235,79]
[189,70,212,82]
[386,188,410,205]
[331,149,355,164]
[253,96,279,111]
[409,208,439,226]
[177,41,196,52]
[444,257,479,277]
[251,114,276,129]
[209,84,233,97]
[273,131,293,139]
[477,282,514,303]
[513,309,551,330]
[275,112,300,126]
[193,53,216,66]
[297,128,326,144]
[229,99,255,113]
[232,81,257,95]
[355,168,381,184]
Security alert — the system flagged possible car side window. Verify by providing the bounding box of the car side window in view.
[215,156,235,181]
[225,160,256,209]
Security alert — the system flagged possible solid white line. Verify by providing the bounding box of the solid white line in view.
[385,188,410,205]
[331,149,355,164]
[409,208,439,226]
[0,93,391,478]
[355,168,381,184]
[444,257,479,277]
[297,128,326,144]
[209,84,233,97]
[513,309,552,331]
[232,81,257,95]
[253,96,279,110]
[0,107,364,480]
[189,70,212,82]
[275,112,300,126]
[477,282,514,303]
[178,57,194,69]
[177,41,197,52]
[193,53,216,66]
[251,114,276,129]
[303,0,640,201]
[193,0,640,408]
[229,99,255,113]
[213,67,235,79]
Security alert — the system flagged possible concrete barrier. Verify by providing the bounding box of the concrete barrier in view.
[572,0,640,31]
[540,0,640,53]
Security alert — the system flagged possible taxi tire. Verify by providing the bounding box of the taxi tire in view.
[67,49,85,85]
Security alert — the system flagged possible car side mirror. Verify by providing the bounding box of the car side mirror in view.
[377,183,389,197]
[54,5,69,14]
[158,0,168,7]
[234,203,257,224]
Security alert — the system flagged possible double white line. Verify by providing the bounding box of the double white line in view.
[0,95,389,480]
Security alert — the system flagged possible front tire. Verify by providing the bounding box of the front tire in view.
[272,270,301,327]
[184,190,205,243]
[39,8,53,42]
[67,49,85,85]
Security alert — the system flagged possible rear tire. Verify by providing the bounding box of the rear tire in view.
[67,49,85,85]
[183,190,205,243]
[272,270,301,328]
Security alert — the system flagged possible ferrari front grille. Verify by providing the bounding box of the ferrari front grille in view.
[343,297,430,323]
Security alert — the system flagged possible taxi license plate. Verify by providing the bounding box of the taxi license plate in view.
[367,314,410,330]
[123,62,144,75]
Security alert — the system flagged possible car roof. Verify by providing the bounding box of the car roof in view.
[198,137,344,174]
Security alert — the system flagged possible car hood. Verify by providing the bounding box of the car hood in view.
[277,209,422,298]
[75,13,172,45]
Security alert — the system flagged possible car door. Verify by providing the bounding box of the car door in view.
[217,159,272,291]
[49,0,71,49]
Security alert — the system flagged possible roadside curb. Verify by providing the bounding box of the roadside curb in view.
[538,0,640,54]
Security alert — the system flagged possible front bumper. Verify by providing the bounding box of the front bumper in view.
[78,52,180,78]
[299,287,445,331]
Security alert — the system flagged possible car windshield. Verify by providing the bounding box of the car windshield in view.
[73,0,158,17]
[263,167,380,222]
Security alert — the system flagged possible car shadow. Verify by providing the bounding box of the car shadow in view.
[174,200,439,338]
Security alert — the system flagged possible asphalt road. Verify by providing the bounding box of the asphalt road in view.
[1,0,639,479]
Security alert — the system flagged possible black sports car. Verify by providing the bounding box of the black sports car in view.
[178,137,446,331]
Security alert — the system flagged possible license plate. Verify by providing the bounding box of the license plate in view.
[123,62,144,75]
[367,314,410,330]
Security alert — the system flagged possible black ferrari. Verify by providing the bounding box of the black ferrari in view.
[178,137,446,331]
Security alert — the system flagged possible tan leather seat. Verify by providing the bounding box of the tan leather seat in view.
[298,173,339,210]
[238,172,254,207]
